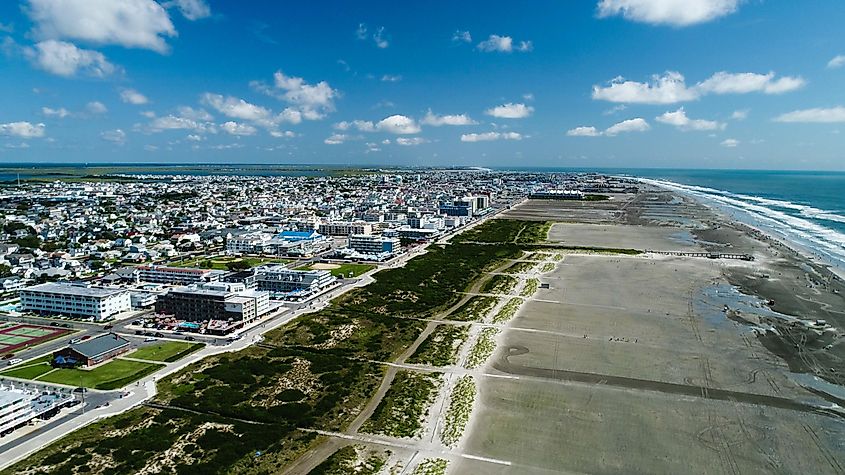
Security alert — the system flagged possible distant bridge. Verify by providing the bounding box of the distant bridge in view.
[647,250,754,261]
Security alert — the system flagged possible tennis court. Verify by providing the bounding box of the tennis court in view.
[0,324,70,355]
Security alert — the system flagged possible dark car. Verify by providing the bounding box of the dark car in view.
[73,387,87,393]
[185,336,196,341]
[154,332,164,338]
[135,330,143,335]
[104,325,113,330]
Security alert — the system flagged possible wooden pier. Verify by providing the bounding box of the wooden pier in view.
[647,250,754,261]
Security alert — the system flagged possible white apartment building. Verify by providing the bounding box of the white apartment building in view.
[254,265,335,299]
[136,265,219,285]
[349,234,400,256]
[0,383,74,435]
[318,222,372,236]
[20,282,131,321]
[226,232,273,254]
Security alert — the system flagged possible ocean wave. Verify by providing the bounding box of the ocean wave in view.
[640,178,845,269]
[743,196,845,225]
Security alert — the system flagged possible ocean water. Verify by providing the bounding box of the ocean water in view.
[501,167,845,275]
[628,169,845,275]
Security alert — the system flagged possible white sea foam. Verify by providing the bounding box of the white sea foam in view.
[640,178,845,276]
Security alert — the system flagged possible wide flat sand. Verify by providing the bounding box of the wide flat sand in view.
[458,197,845,474]
[547,222,702,252]
[456,377,844,475]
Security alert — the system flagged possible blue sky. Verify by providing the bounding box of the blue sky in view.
[1,0,844,169]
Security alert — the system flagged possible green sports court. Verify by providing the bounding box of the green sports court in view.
[0,324,70,355]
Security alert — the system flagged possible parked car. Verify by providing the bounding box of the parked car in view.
[135,330,143,335]
[144,337,157,342]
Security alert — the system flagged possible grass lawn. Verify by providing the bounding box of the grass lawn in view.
[0,354,54,379]
[298,262,375,278]
[129,342,204,363]
[169,256,291,270]
[37,358,164,390]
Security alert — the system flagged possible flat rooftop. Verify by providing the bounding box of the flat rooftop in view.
[23,282,127,298]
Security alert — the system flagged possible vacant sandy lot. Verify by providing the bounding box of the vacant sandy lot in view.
[501,197,633,223]
[309,263,340,270]
[547,222,702,252]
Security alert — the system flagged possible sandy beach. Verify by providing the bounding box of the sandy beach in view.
[452,188,845,474]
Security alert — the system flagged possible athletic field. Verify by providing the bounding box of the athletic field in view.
[0,324,70,355]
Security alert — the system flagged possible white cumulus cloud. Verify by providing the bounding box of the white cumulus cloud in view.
[176,106,213,121]
[597,0,741,27]
[731,109,749,120]
[86,101,108,114]
[592,71,697,104]
[605,118,650,136]
[0,121,46,138]
[477,34,532,53]
[827,55,845,69]
[696,71,805,95]
[26,0,176,53]
[485,102,534,119]
[251,71,338,120]
[655,107,725,131]
[568,118,651,137]
[396,137,428,146]
[421,110,477,126]
[334,120,376,132]
[461,131,523,142]
[773,106,845,123]
[26,40,118,77]
[162,0,211,21]
[324,133,350,145]
[220,121,257,136]
[593,70,804,104]
[566,126,602,137]
[120,88,149,105]
[720,138,739,147]
[201,93,270,121]
[42,106,70,118]
[376,115,420,134]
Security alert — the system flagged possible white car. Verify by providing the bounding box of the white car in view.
[7,358,23,366]
[144,337,157,342]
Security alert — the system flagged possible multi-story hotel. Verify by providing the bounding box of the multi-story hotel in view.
[254,265,335,300]
[135,265,220,285]
[19,282,131,321]
[0,383,74,435]
[317,222,373,236]
[349,234,400,256]
[155,282,270,323]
